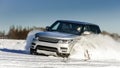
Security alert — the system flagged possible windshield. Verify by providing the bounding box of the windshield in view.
[49,21,83,35]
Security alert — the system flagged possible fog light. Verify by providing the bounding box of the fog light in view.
[60,47,67,52]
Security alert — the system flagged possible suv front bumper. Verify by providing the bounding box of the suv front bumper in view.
[31,40,71,56]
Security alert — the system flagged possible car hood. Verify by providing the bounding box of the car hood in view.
[36,31,78,40]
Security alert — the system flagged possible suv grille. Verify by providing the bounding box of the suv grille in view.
[38,36,59,43]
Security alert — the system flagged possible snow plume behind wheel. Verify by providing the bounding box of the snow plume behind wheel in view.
[70,34,120,61]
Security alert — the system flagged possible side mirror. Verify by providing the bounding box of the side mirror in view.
[46,26,50,31]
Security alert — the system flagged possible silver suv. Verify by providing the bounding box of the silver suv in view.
[30,20,101,57]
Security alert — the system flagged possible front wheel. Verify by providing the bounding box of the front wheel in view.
[57,53,70,58]
[30,48,38,55]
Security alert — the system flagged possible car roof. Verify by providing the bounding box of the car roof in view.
[57,20,98,26]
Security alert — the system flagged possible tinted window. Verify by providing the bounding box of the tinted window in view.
[83,25,101,34]
[50,22,60,31]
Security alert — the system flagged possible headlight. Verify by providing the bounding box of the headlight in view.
[58,39,73,44]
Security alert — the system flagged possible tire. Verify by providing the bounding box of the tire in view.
[57,53,70,58]
[30,48,38,55]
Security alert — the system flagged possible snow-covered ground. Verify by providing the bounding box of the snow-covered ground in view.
[0,33,120,68]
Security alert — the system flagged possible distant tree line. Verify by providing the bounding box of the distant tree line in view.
[0,31,5,39]
[0,26,120,40]
[101,31,120,40]
[0,25,45,39]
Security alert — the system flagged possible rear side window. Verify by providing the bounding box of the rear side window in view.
[83,25,101,34]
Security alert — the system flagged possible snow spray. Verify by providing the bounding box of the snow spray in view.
[70,34,120,61]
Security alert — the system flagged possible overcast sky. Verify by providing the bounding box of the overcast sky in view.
[0,0,120,34]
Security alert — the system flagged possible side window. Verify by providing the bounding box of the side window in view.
[90,26,101,34]
[84,26,90,31]
[51,22,60,31]
[84,25,100,34]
